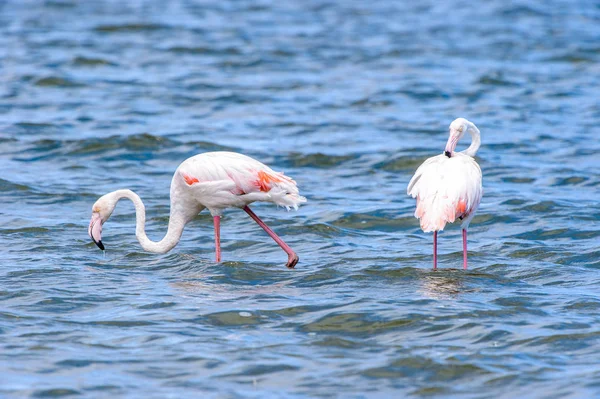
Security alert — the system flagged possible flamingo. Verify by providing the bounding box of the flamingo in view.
[88,151,307,268]
[407,118,482,269]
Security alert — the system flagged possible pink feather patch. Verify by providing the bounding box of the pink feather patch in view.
[182,173,200,185]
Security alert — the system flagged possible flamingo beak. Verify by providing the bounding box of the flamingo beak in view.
[444,133,460,157]
[88,212,105,250]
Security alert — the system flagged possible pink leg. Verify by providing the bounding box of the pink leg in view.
[213,216,221,263]
[433,231,438,270]
[462,229,468,270]
[243,206,299,269]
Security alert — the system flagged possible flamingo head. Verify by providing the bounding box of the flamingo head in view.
[444,117,472,157]
[88,193,117,251]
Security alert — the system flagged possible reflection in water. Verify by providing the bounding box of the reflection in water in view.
[419,271,465,299]
[1,0,599,397]
[171,278,296,299]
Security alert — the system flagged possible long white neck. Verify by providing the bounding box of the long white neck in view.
[461,122,481,157]
[111,189,187,254]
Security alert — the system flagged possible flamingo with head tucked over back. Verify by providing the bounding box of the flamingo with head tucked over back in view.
[88,151,306,268]
[407,118,483,269]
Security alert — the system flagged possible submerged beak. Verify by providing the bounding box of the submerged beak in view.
[444,133,460,157]
[88,212,105,250]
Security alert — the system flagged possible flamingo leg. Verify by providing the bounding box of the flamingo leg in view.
[243,206,299,269]
[462,229,468,270]
[213,215,221,263]
[433,231,438,270]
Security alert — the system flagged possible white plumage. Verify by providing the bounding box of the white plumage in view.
[175,151,306,215]
[88,151,306,268]
[407,152,482,232]
[407,118,483,269]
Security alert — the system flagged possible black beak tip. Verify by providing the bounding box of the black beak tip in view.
[94,240,105,251]
[444,151,452,158]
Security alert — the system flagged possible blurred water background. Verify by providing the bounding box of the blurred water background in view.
[1,0,600,397]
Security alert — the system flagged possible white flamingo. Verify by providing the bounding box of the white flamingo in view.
[88,151,306,268]
[407,118,483,269]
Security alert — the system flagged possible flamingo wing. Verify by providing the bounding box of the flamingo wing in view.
[408,154,482,232]
[177,152,306,212]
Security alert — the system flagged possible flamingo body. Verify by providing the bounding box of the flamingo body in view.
[407,118,483,269]
[407,152,482,232]
[88,151,306,268]
[174,151,304,215]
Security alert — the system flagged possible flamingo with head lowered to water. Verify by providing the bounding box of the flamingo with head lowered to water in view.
[407,118,483,269]
[88,151,306,268]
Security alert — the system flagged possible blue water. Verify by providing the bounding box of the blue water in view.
[1,0,600,397]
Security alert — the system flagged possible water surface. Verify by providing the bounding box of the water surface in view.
[1,0,600,397]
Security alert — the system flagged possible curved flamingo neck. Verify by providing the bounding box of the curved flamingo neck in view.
[111,189,186,254]
[461,122,481,157]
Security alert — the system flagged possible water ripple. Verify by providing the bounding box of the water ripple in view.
[1,0,600,397]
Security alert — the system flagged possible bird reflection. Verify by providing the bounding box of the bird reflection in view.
[419,270,466,299]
